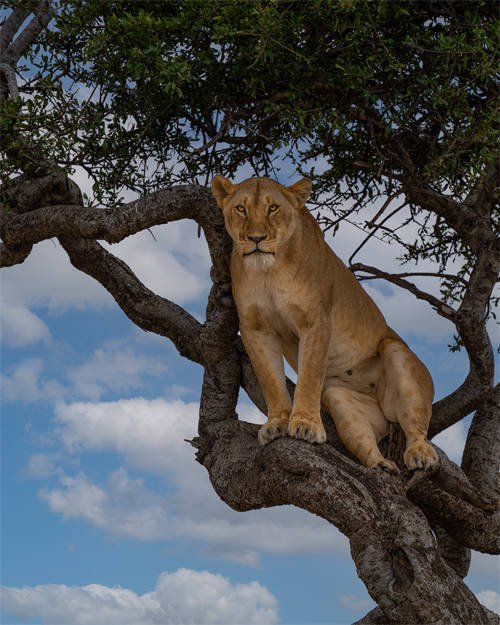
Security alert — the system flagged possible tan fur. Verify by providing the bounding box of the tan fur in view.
[212,175,439,472]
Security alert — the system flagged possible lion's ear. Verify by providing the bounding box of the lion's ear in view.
[212,175,234,208]
[287,178,312,207]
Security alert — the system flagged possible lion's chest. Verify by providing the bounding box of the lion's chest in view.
[234,273,307,345]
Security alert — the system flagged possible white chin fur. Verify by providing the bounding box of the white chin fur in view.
[243,253,275,269]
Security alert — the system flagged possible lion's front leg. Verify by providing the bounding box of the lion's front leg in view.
[240,325,292,445]
[288,316,330,444]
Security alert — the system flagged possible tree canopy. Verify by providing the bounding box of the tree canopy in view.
[1,2,499,624]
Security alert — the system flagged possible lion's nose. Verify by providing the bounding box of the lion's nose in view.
[248,235,267,244]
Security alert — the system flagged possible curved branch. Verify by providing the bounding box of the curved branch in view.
[0,184,218,252]
[407,476,500,554]
[58,237,204,365]
[461,382,500,501]
[349,262,457,321]
[431,248,498,435]
[405,184,499,257]
[0,241,32,266]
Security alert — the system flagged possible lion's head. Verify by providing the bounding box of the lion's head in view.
[211,176,312,268]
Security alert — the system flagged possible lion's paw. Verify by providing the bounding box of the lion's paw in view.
[258,413,290,446]
[376,458,400,475]
[404,440,439,471]
[288,412,326,444]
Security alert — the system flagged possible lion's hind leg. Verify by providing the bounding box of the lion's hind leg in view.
[322,385,397,474]
[378,338,439,471]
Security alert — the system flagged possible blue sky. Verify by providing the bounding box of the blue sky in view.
[1,163,499,624]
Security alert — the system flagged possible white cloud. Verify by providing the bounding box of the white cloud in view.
[66,342,167,401]
[101,222,210,306]
[1,240,114,312]
[38,397,349,564]
[0,569,279,625]
[1,357,44,401]
[24,453,66,479]
[432,420,467,464]
[364,281,453,343]
[0,301,50,346]
[1,343,166,404]
[337,593,375,611]
[477,590,500,615]
[39,469,171,541]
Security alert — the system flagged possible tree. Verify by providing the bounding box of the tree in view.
[1,1,498,623]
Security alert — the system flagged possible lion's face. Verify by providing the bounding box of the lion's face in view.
[212,176,311,267]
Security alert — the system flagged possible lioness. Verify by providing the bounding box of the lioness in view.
[212,175,439,473]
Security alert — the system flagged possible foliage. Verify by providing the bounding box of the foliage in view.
[2,0,497,309]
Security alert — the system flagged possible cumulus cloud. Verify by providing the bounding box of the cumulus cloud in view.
[38,397,349,564]
[24,453,66,479]
[1,240,114,312]
[1,343,166,404]
[0,569,279,625]
[101,221,210,306]
[1,301,50,346]
[477,590,500,615]
[1,357,45,402]
[66,342,167,401]
[364,281,453,343]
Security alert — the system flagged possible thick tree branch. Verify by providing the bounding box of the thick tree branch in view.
[407,475,500,554]
[461,383,500,502]
[0,4,30,55]
[0,183,218,252]
[464,163,500,217]
[192,421,494,624]
[431,250,498,436]
[2,0,54,65]
[59,237,204,365]
[404,183,499,257]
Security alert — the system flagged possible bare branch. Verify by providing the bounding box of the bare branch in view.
[348,201,406,265]
[430,248,500,435]
[406,447,499,513]
[433,524,471,578]
[349,262,456,321]
[356,270,468,287]
[407,474,500,554]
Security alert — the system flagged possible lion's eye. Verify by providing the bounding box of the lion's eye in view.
[235,205,246,214]
[268,204,279,214]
